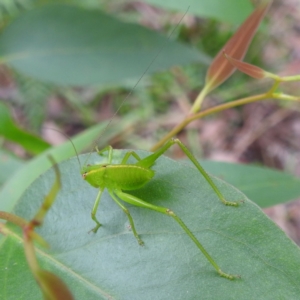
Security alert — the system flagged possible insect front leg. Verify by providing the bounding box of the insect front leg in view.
[113,189,239,280]
[96,145,113,164]
[121,151,142,164]
[89,188,104,233]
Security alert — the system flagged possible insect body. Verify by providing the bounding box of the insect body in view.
[81,138,239,280]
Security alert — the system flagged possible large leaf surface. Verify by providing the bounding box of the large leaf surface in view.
[1,150,300,299]
[0,4,208,86]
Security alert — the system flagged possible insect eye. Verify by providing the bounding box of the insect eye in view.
[82,172,87,179]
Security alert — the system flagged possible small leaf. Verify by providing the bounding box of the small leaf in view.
[205,1,271,93]
[223,51,265,78]
[223,51,280,80]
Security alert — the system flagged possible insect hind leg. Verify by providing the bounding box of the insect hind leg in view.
[113,189,238,279]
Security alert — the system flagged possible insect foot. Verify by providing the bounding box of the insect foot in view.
[218,269,241,280]
[222,197,240,207]
[137,238,144,246]
[128,223,145,246]
[88,222,102,234]
[88,213,102,233]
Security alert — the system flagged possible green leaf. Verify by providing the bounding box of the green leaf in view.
[202,161,300,208]
[0,150,24,187]
[143,0,253,24]
[0,102,51,155]
[0,4,209,86]
[2,151,300,299]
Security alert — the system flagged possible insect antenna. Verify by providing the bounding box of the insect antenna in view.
[44,127,82,170]
[63,132,82,169]
[82,7,190,167]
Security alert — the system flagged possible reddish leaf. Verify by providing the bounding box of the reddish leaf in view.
[205,1,272,92]
[223,51,265,79]
[223,51,280,80]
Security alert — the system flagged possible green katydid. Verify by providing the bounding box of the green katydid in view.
[79,138,240,280]
[66,7,240,281]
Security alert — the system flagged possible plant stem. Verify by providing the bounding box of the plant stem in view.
[151,92,299,151]
[280,75,300,82]
[189,84,210,113]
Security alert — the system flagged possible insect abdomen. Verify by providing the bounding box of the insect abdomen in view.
[105,165,154,190]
